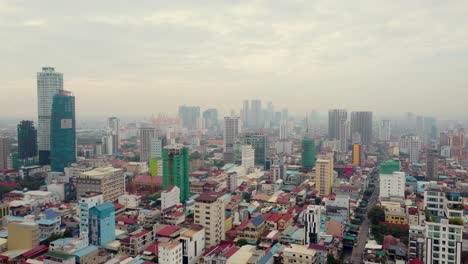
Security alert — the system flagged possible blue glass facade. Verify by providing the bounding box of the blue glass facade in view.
[50,91,76,172]
[89,203,115,246]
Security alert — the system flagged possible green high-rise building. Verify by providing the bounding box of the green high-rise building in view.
[162,144,190,203]
[301,137,316,170]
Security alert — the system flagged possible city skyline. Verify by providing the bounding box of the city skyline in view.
[1,1,468,119]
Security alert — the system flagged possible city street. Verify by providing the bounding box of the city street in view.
[350,172,379,264]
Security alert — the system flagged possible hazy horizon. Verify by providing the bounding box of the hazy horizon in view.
[1,1,468,119]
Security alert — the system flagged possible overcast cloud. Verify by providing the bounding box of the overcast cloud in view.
[1,0,468,119]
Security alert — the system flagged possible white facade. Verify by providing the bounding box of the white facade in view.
[275,140,293,154]
[379,171,405,199]
[37,67,63,156]
[279,120,289,139]
[161,186,180,211]
[304,205,324,244]
[158,241,183,264]
[79,193,103,242]
[241,144,255,171]
[118,194,142,208]
[180,227,205,264]
[400,135,422,162]
[379,120,391,141]
[226,171,238,192]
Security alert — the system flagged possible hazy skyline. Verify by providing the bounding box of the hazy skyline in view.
[1,0,468,119]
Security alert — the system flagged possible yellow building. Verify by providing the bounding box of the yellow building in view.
[7,219,39,250]
[385,210,407,225]
[315,154,334,196]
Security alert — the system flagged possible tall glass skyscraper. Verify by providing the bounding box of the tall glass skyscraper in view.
[17,120,38,161]
[50,90,76,172]
[162,144,190,203]
[37,67,63,165]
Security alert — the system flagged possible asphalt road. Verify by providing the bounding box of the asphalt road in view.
[350,174,379,264]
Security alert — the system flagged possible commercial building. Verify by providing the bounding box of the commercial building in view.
[408,225,425,262]
[79,192,104,242]
[352,143,362,166]
[179,225,205,264]
[162,144,190,203]
[223,116,240,163]
[203,108,218,130]
[76,167,125,202]
[315,154,334,196]
[0,137,10,170]
[304,205,323,245]
[379,164,405,199]
[37,67,63,165]
[179,105,201,130]
[241,132,267,168]
[194,192,225,248]
[328,109,347,143]
[139,126,156,162]
[89,202,115,246]
[301,137,316,171]
[50,90,76,172]
[400,135,422,162]
[241,144,255,171]
[351,111,373,146]
[283,244,317,263]
[380,120,391,141]
[102,117,120,155]
[17,120,38,162]
[7,216,40,250]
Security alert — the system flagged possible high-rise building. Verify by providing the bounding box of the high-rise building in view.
[7,216,40,250]
[351,111,373,146]
[0,137,11,170]
[76,167,125,202]
[194,192,225,248]
[339,118,348,152]
[315,154,333,196]
[379,120,391,141]
[251,100,262,129]
[426,149,439,180]
[304,205,323,244]
[37,67,63,165]
[400,135,422,162]
[17,121,38,162]
[50,90,76,172]
[223,116,240,163]
[241,132,267,168]
[424,185,463,264]
[301,137,316,171]
[79,192,104,242]
[179,225,206,264]
[379,160,404,199]
[328,109,347,141]
[104,117,120,155]
[241,100,250,128]
[162,144,190,203]
[352,143,362,166]
[140,126,156,162]
[279,120,289,140]
[408,225,425,262]
[89,202,115,246]
[179,105,201,130]
[202,109,218,130]
[241,145,255,171]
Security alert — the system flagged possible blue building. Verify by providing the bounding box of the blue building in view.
[89,202,115,246]
[50,90,76,172]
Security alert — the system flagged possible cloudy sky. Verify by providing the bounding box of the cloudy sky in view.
[1,0,467,119]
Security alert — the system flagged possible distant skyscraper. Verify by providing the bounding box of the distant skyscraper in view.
[50,90,76,172]
[162,144,190,203]
[241,132,267,168]
[241,145,255,171]
[315,154,333,196]
[328,109,348,152]
[202,109,218,130]
[379,120,391,141]
[139,126,156,162]
[251,100,262,129]
[279,120,289,139]
[0,137,11,170]
[426,149,438,180]
[37,67,63,165]
[17,121,37,161]
[178,105,201,130]
[400,135,422,162]
[223,116,240,163]
[351,111,373,146]
[241,100,250,128]
[104,117,120,154]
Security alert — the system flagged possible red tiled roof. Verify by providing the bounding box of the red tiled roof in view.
[224,246,240,258]
[280,213,293,222]
[134,175,163,185]
[156,225,181,237]
[21,245,48,259]
[144,242,158,255]
[116,217,138,224]
[134,230,150,239]
[114,203,125,211]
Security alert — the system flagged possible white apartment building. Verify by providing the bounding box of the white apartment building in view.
[283,244,317,264]
[304,205,324,244]
[223,116,240,163]
[241,144,255,171]
[179,226,205,264]
[79,192,103,241]
[379,171,405,199]
[158,241,183,264]
[400,135,422,162]
[194,192,225,248]
[76,167,125,202]
[161,186,180,211]
[408,225,425,262]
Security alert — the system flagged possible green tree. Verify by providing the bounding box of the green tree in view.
[243,193,251,203]
[368,206,385,225]
[327,254,340,264]
[236,239,249,247]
